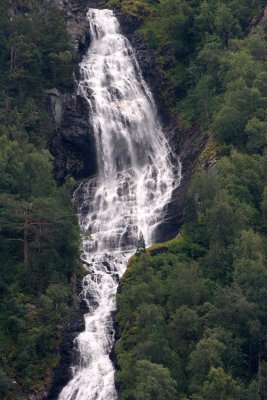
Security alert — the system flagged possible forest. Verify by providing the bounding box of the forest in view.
[113,0,267,399]
[0,1,80,398]
[0,0,267,399]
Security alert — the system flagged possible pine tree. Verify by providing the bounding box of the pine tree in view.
[136,231,146,254]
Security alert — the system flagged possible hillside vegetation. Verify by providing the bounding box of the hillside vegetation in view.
[0,1,80,398]
[114,1,267,399]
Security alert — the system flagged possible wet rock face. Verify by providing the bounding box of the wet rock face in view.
[47,88,97,184]
[156,125,207,241]
[44,0,96,184]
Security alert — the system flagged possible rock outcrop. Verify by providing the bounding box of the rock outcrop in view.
[47,88,97,184]
[44,0,98,183]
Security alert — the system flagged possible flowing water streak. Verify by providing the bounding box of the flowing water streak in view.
[58,8,181,400]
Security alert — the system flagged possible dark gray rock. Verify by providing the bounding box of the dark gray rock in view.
[44,0,106,184]
[47,88,97,184]
[156,125,207,241]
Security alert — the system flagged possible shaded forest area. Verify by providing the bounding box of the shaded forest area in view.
[0,1,80,398]
[114,0,267,399]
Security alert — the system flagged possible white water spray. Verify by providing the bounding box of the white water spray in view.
[58,8,181,400]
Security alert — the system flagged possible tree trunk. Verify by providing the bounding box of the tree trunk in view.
[24,219,29,266]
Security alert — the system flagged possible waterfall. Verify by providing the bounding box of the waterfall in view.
[58,8,181,400]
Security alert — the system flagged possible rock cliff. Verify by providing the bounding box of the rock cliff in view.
[44,0,97,183]
[47,88,97,184]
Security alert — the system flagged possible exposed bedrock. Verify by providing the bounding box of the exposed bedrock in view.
[47,89,97,184]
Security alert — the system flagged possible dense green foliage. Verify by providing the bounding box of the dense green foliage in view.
[115,0,267,399]
[111,0,265,133]
[140,0,264,128]
[116,150,267,398]
[0,1,79,398]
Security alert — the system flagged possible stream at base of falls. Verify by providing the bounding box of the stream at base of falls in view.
[58,8,181,400]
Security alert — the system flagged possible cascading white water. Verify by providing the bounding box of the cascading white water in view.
[58,8,181,400]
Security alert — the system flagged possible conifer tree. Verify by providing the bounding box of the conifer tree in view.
[136,231,146,254]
